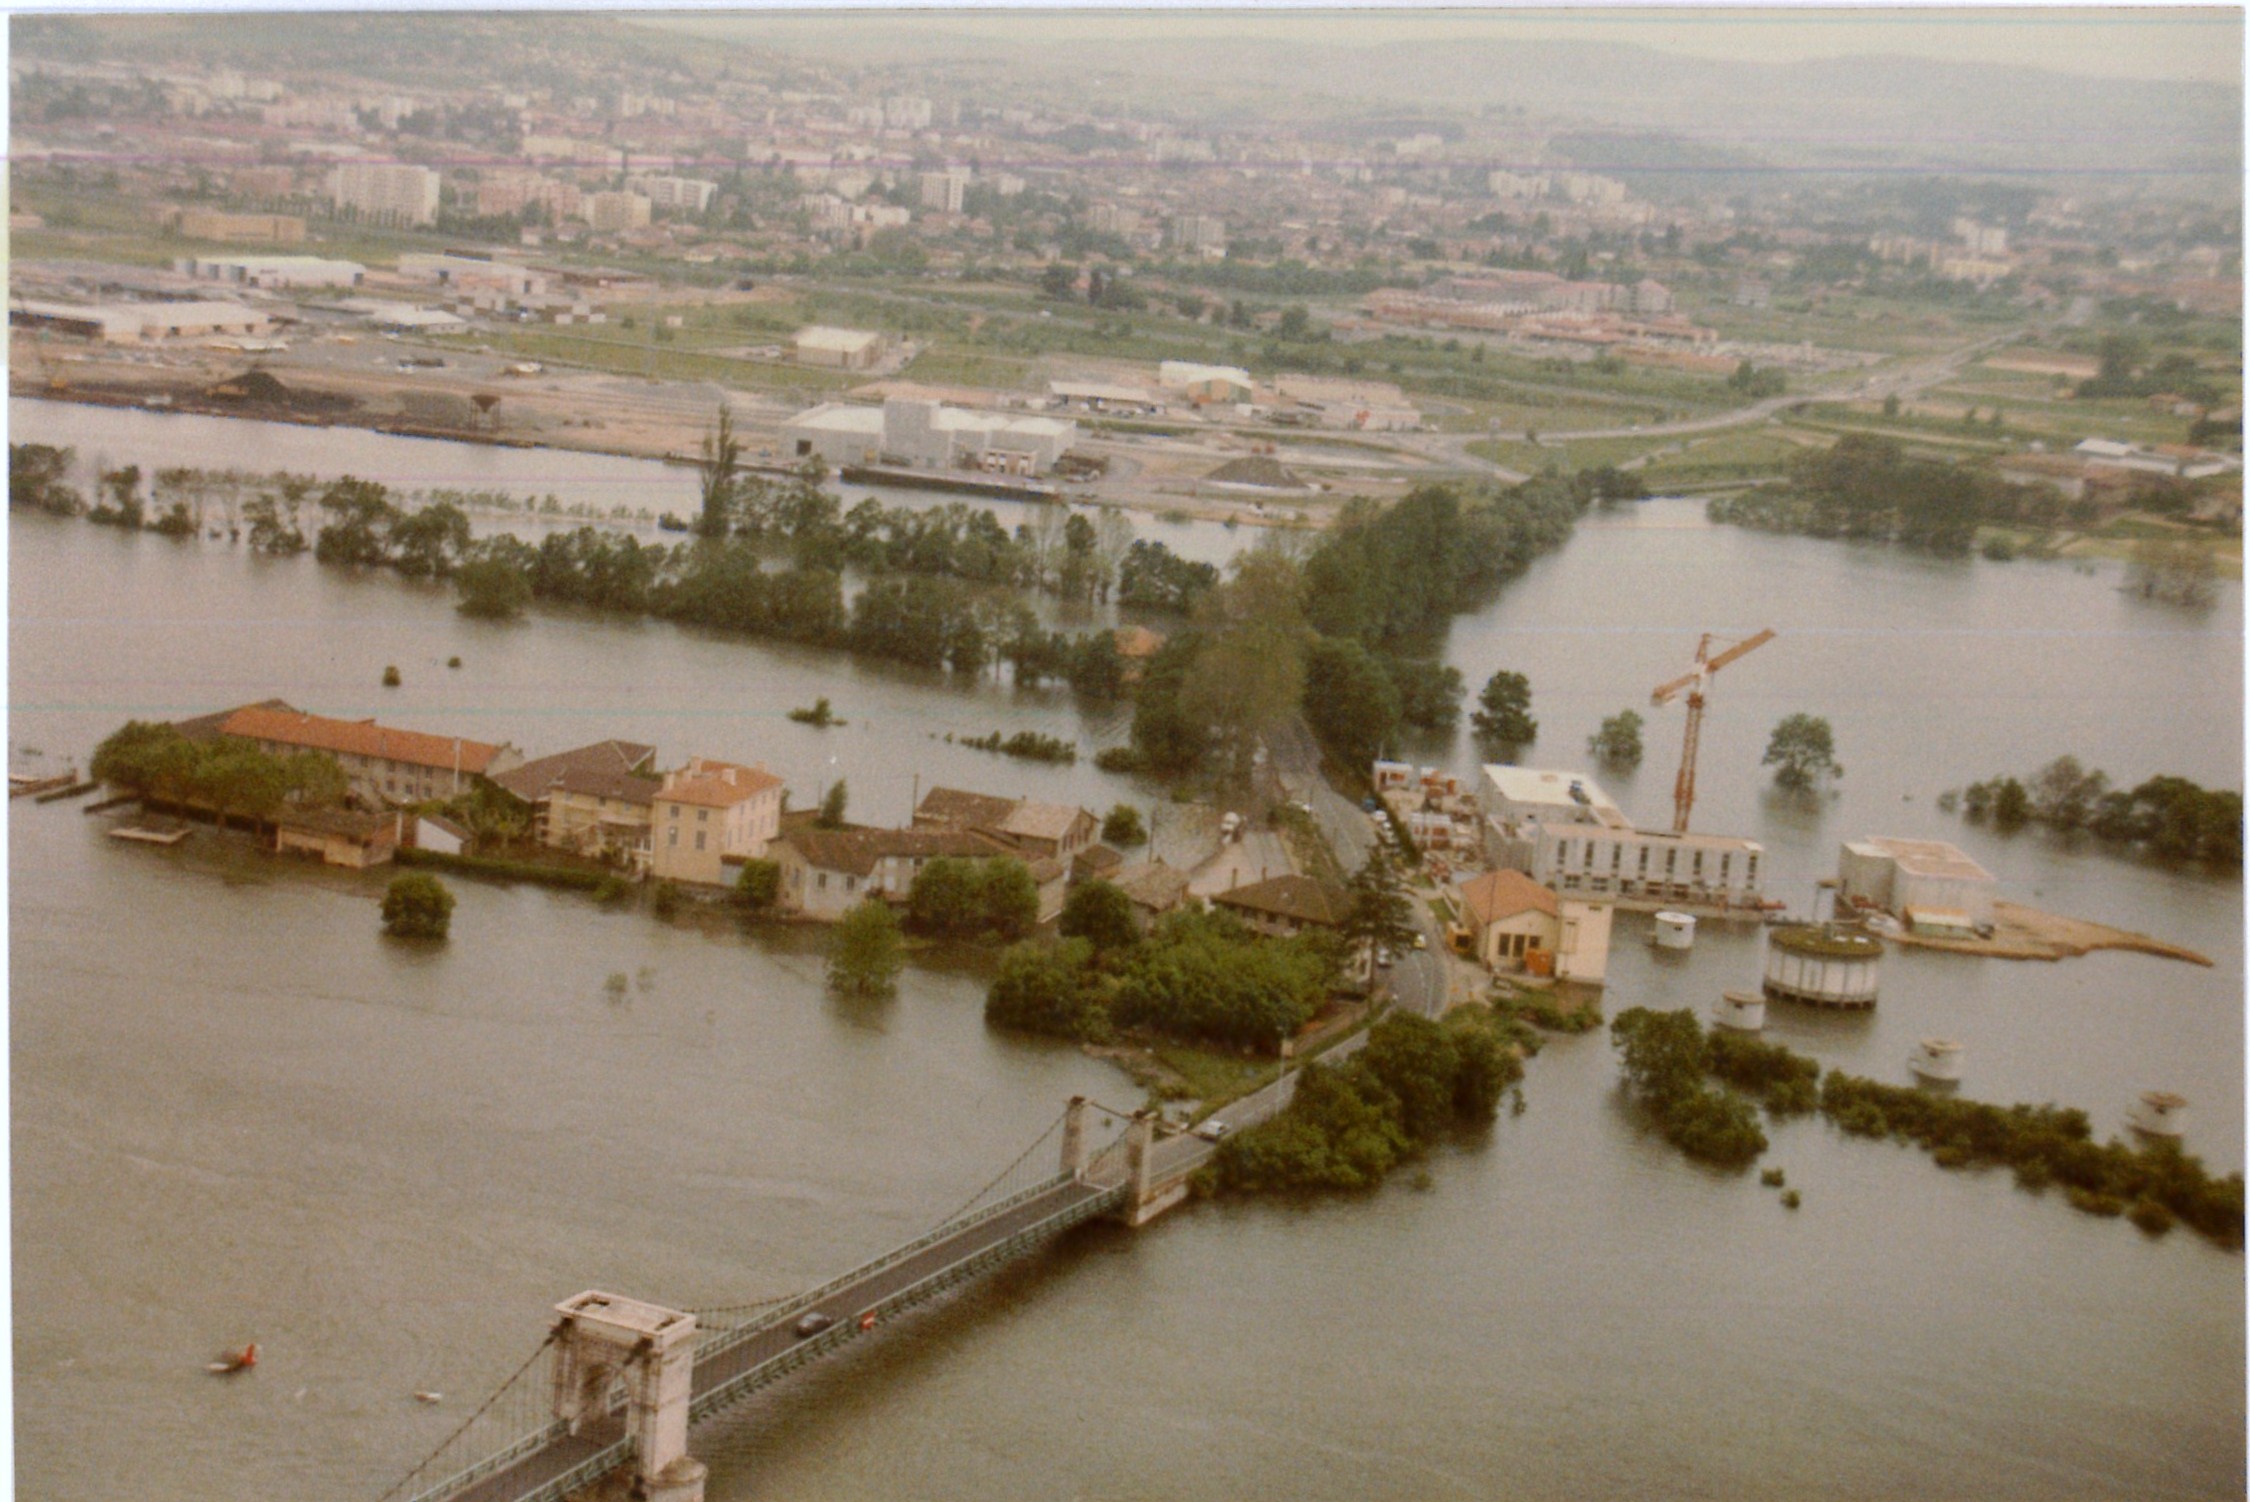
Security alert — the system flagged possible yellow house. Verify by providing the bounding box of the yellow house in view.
[1457,869,1613,985]
[649,756,785,887]
[492,740,660,864]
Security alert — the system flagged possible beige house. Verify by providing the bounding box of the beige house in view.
[272,807,400,868]
[1457,869,1613,985]
[649,756,785,886]
[913,786,1099,864]
[771,825,1019,920]
[492,740,659,863]
[208,701,521,807]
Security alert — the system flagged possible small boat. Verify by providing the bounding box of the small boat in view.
[207,1343,258,1376]
[414,1390,444,1404]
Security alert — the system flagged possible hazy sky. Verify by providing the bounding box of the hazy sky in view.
[683,5,2243,87]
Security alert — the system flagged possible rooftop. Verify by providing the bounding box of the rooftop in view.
[1481,765,1631,829]
[657,756,784,808]
[220,704,507,774]
[493,740,659,807]
[779,824,1006,877]
[1211,873,1347,927]
[1846,837,1995,884]
[1457,868,1559,925]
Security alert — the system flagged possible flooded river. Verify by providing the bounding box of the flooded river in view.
[9,408,2243,1500]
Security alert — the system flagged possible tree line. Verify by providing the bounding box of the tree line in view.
[1710,434,2067,556]
[1948,757,2240,867]
[90,720,347,826]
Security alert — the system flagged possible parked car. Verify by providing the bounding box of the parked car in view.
[1413,932,1427,950]
[793,1311,834,1339]
[1193,1119,1230,1142]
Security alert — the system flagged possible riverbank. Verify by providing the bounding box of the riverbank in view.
[1885,899,2214,966]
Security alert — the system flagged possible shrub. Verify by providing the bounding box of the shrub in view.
[734,858,781,911]
[381,872,454,940]
[651,881,682,919]
[1760,1168,1786,1188]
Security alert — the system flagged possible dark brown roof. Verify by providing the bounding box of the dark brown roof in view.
[915,786,1019,831]
[275,805,398,842]
[1110,860,1191,913]
[1212,874,1347,927]
[778,825,1011,878]
[493,740,659,806]
[1072,843,1126,881]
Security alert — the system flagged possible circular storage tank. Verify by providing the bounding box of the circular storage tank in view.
[1714,989,1766,1032]
[1762,925,1883,1009]
[2128,1091,2187,1138]
[1908,1037,1963,1083]
[1652,911,1697,950]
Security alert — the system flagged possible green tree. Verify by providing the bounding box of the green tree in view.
[984,937,1107,1040]
[381,872,455,940]
[734,857,782,910]
[1471,670,1537,745]
[1303,636,1401,769]
[1991,776,2031,830]
[1059,879,1140,955]
[2028,756,2107,831]
[817,779,849,829]
[908,857,1039,941]
[1100,803,1147,847]
[1344,850,1418,966]
[828,898,904,998]
[1179,552,1312,786]
[455,556,533,619]
[697,403,740,541]
[1762,713,1842,790]
[1588,708,1645,768]
[388,501,472,578]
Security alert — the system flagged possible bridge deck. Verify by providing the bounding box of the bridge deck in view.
[430,1176,1117,1502]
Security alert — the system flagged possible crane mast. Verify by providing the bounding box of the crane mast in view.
[1650,628,1775,834]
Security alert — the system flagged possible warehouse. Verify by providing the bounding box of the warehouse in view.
[179,253,367,289]
[1837,837,1996,929]
[791,325,889,370]
[785,397,1077,476]
[11,298,269,342]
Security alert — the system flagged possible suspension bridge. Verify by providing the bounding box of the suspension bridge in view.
[378,1096,1210,1502]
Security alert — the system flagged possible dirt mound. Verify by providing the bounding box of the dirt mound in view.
[1204,455,1307,490]
[205,368,354,413]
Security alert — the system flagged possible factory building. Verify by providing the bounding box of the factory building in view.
[784,397,1076,476]
[1479,765,1764,913]
[790,325,889,370]
[1157,360,1254,405]
[12,298,269,342]
[1837,837,1996,931]
[179,254,366,289]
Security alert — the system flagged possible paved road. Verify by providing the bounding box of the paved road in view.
[1264,718,1448,1021]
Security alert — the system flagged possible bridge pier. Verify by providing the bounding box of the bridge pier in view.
[1061,1095,1088,1177]
[1119,1110,1189,1227]
[552,1291,705,1502]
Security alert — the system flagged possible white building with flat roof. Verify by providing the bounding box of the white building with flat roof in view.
[628,175,719,214]
[1480,765,1764,913]
[1838,837,1996,927]
[791,325,888,369]
[784,397,1076,476]
[181,254,366,289]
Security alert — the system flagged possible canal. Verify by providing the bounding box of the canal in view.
[9,407,2243,1501]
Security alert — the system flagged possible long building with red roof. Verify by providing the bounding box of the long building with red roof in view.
[214,702,522,806]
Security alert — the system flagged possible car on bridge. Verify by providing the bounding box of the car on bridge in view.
[793,1311,835,1339]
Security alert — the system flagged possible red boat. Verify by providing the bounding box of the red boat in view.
[207,1343,257,1376]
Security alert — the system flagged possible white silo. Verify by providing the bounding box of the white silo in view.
[1652,911,1696,950]
[1714,990,1766,1032]
[1908,1038,1963,1083]
[2127,1091,2187,1138]
[1762,925,1882,1009]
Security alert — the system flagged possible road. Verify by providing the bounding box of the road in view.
[1264,717,1449,1021]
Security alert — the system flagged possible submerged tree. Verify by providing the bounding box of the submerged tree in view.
[1471,670,1537,746]
[828,898,903,999]
[1762,714,1842,790]
[1587,709,1645,769]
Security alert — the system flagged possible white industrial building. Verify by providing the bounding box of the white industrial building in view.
[1837,837,1996,930]
[12,298,269,342]
[1479,765,1765,912]
[396,253,549,298]
[791,325,889,370]
[180,254,366,289]
[785,397,1076,476]
[1157,360,1253,405]
[329,162,441,227]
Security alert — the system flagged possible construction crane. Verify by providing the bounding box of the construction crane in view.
[1650,627,1776,834]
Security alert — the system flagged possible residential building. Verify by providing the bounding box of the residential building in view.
[1109,860,1192,927]
[912,787,1100,865]
[1168,213,1227,255]
[649,756,785,887]
[791,325,889,370]
[1455,868,1613,985]
[582,191,653,232]
[1211,874,1347,938]
[1479,766,1764,912]
[329,162,441,227]
[1837,837,1997,928]
[491,739,660,863]
[206,702,519,805]
[628,175,719,214]
[172,209,306,245]
[919,168,970,214]
[883,95,934,130]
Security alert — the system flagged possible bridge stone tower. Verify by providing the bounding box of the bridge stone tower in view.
[1061,1095,1088,1176]
[551,1290,705,1502]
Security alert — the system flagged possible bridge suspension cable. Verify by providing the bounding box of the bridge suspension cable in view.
[374,1328,558,1502]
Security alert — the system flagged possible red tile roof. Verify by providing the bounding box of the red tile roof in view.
[1458,869,1559,925]
[656,756,783,808]
[220,705,506,774]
